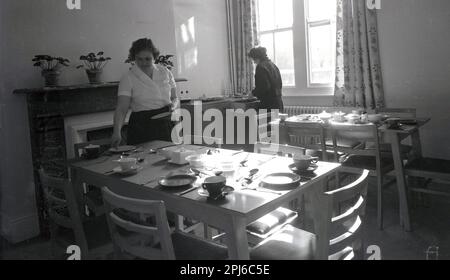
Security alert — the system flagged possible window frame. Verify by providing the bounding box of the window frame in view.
[255,0,336,96]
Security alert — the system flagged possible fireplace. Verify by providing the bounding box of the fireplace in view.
[14,82,120,233]
[64,111,130,159]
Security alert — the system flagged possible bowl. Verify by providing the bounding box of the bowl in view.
[293,154,318,171]
[185,155,205,168]
[115,157,137,171]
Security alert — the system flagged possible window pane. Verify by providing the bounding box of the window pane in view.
[307,0,336,22]
[309,24,334,84]
[275,0,293,29]
[274,31,295,86]
[258,0,275,32]
[259,33,274,61]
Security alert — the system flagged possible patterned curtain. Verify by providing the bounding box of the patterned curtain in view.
[233,0,259,94]
[333,0,385,109]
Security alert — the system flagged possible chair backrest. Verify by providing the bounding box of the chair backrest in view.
[325,169,370,260]
[38,169,74,229]
[254,142,305,158]
[101,187,175,260]
[376,108,416,119]
[183,135,223,148]
[73,139,112,159]
[330,124,381,159]
[286,122,329,161]
[257,112,273,143]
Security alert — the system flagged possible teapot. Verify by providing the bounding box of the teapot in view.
[318,111,333,122]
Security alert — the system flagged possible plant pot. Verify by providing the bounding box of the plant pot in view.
[86,69,103,84]
[41,70,61,87]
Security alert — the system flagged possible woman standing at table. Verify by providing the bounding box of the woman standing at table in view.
[248,47,284,112]
[111,38,179,147]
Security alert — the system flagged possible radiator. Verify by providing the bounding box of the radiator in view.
[283,106,334,117]
[283,106,360,117]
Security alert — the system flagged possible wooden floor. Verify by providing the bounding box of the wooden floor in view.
[1,180,449,260]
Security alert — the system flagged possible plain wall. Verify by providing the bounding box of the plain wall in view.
[285,0,450,159]
[0,0,178,243]
[173,0,231,99]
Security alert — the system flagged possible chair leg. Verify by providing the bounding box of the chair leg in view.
[377,171,384,230]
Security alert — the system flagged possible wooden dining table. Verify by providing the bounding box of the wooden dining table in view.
[68,140,341,260]
[275,116,431,232]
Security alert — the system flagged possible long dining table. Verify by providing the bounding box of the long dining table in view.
[275,116,431,232]
[68,140,341,260]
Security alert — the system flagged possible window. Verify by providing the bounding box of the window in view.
[256,0,337,95]
[256,0,295,87]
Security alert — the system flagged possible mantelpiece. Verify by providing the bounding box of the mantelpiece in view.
[14,82,121,233]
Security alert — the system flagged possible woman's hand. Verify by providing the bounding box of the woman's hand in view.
[111,132,122,148]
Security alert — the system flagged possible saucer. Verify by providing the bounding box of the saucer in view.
[288,164,318,174]
[198,186,235,200]
[112,165,142,175]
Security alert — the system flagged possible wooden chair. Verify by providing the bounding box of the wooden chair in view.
[212,143,301,246]
[73,139,112,217]
[257,112,273,143]
[248,143,302,244]
[286,122,330,161]
[39,169,113,259]
[330,124,395,230]
[373,108,417,157]
[254,142,306,158]
[250,170,370,260]
[101,187,228,260]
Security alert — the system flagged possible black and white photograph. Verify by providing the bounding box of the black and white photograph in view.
[0,0,449,263]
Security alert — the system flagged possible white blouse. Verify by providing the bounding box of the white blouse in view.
[118,64,176,112]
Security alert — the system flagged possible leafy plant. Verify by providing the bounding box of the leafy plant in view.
[77,52,111,71]
[32,55,70,71]
[125,54,174,70]
[155,55,174,70]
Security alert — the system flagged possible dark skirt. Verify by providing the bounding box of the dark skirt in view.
[258,95,284,112]
[127,106,173,146]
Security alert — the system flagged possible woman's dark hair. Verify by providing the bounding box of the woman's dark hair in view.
[248,47,269,61]
[127,38,160,62]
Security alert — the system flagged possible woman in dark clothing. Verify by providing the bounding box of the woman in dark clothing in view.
[111,38,179,147]
[248,47,284,112]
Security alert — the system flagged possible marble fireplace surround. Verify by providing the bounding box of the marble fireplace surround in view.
[14,82,122,232]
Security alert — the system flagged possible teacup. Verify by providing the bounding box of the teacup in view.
[116,157,137,171]
[279,113,288,122]
[293,155,318,171]
[202,176,227,198]
[84,144,100,159]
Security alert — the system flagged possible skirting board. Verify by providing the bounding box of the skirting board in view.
[0,211,40,244]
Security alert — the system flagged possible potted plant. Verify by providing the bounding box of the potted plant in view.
[155,54,174,70]
[77,52,111,84]
[32,55,70,87]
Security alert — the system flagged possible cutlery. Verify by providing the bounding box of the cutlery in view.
[232,150,244,157]
[178,186,198,196]
[236,168,259,183]
[241,186,282,196]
